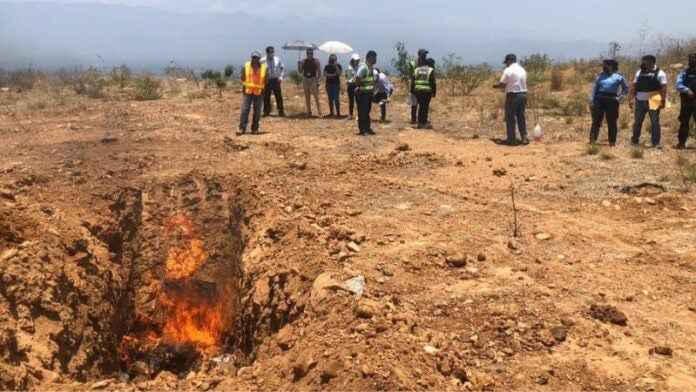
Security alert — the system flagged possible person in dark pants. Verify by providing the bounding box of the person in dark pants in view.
[346,54,360,120]
[589,59,628,146]
[324,54,343,117]
[355,50,377,136]
[261,46,285,116]
[410,49,429,124]
[373,68,394,122]
[629,55,668,149]
[675,53,696,149]
[411,58,436,129]
[494,54,529,144]
[239,51,268,135]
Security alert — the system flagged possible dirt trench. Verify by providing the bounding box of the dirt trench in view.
[0,173,305,389]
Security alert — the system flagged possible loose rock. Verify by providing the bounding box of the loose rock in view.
[589,304,628,326]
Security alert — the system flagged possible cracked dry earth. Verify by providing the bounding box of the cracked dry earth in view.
[0,89,695,391]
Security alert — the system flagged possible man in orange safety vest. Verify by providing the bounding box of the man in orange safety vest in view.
[239,51,268,135]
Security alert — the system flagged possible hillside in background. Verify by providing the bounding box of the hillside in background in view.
[0,2,609,71]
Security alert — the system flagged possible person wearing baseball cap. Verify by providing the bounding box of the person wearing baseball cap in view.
[238,51,268,135]
[675,53,696,149]
[494,53,530,145]
[345,53,361,120]
[410,49,430,124]
[588,59,628,146]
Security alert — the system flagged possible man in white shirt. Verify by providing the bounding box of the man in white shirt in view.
[261,46,285,117]
[495,54,529,145]
[629,55,668,149]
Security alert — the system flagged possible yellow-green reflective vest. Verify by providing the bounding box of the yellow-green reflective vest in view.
[413,66,433,92]
[359,62,374,92]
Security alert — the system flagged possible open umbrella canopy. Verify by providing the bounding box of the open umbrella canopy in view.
[281,40,318,51]
[318,41,353,54]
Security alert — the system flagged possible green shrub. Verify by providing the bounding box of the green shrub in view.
[562,98,587,116]
[630,147,644,159]
[224,65,236,79]
[586,144,600,155]
[110,64,132,89]
[540,95,561,109]
[521,53,552,74]
[288,70,302,86]
[550,67,563,91]
[9,68,44,91]
[133,75,162,101]
[201,69,222,80]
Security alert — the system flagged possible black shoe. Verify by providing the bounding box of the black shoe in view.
[251,129,259,135]
[410,120,417,125]
[366,129,376,135]
[589,139,597,145]
[358,131,367,136]
[521,137,530,145]
[676,143,686,150]
[609,142,616,147]
[262,113,270,117]
[278,112,286,117]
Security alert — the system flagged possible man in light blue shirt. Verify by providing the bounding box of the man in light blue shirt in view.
[589,59,628,146]
[675,53,696,149]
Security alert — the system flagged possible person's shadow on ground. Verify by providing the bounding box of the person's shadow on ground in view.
[490,137,524,146]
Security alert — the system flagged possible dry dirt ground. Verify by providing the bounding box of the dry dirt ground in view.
[1,80,695,391]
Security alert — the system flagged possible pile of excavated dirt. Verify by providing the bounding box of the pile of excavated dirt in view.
[1,85,695,391]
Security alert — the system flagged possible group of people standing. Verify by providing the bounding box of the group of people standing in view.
[588,53,696,149]
[238,46,696,149]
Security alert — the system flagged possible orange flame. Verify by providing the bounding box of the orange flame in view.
[119,212,228,365]
[163,212,207,280]
[159,212,223,354]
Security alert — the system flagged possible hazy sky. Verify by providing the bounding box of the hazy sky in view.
[2,0,695,43]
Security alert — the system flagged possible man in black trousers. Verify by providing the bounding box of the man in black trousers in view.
[261,46,285,117]
[676,53,696,149]
[355,50,377,136]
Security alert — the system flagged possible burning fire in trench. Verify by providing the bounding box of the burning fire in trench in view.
[119,212,236,377]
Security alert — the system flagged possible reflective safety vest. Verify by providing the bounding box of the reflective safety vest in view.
[358,62,374,92]
[243,62,268,96]
[413,66,433,92]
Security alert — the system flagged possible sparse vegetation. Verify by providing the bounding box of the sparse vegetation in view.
[133,74,162,101]
[8,68,44,91]
[600,152,614,160]
[441,54,492,96]
[224,65,236,79]
[391,41,411,90]
[110,64,132,89]
[586,144,600,155]
[288,70,302,86]
[550,67,563,91]
[629,147,644,159]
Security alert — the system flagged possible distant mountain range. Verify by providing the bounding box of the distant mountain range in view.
[0,2,609,72]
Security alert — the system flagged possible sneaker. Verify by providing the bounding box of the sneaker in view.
[238,128,246,135]
[521,137,530,145]
[676,143,686,150]
[251,129,259,135]
[653,144,662,150]
[358,131,367,136]
[423,122,433,129]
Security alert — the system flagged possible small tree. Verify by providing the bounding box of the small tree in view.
[201,69,222,80]
[460,63,492,95]
[110,64,132,89]
[288,70,302,86]
[133,74,162,101]
[391,41,411,89]
[441,53,463,96]
[224,65,236,79]
[521,53,552,74]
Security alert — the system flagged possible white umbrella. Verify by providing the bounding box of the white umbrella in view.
[318,41,353,54]
[282,40,319,60]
